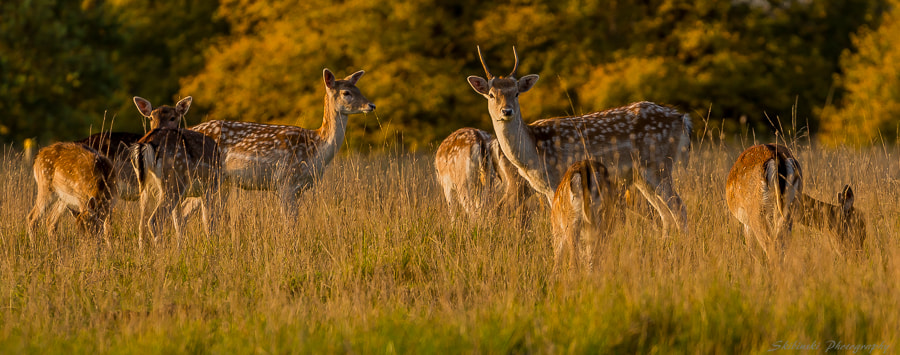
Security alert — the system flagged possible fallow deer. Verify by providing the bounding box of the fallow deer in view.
[726,144,866,259]
[467,47,692,234]
[725,144,803,260]
[78,96,192,200]
[550,160,618,272]
[27,142,117,243]
[434,127,532,221]
[795,185,866,252]
[130,98,221,247]
[189,69,375,218]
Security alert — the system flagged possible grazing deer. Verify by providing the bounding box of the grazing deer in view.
[27,142,117,243]
[130,98,221,247]
[434,127,532,221]
[77,96,192,200]
[467,47,692,234]
[551,160,618,272]
[725,144,803,261]
[189,69,375,218]
[726,144,867,259]
[795,185,866,252]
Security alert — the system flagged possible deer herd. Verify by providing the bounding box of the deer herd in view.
[25,47,866,270]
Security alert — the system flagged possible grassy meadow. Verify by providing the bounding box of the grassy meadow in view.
[0,138,898,353]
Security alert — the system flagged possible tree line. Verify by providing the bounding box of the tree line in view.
[1,0,897,150]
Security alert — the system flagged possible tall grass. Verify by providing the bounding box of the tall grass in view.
[0,141,898,353]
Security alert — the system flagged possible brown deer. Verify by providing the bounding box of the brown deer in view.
[78,96,192,201]
[130,98,221,247]
[434,127,532,221]
[550,160,618,272]
[725,144,866,260]
[467,47,692,234]
[27,142,117,243]
[795,185,866,252]
[726,144,803,260]
[189,69,375,218]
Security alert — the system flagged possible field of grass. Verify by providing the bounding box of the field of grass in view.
[1,139,898,353]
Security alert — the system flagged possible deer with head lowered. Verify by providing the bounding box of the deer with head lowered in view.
[130,97,221,248]
[725,144,803,260]
[467,47,692,234]
[726,144,866,260]
[78,96,193,201]
[27,142,117,245]
[188,69,375,218]
[551,160,619,272]
[435,127,533,222]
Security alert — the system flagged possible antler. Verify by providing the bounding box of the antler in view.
[509,46,519,78]
[476,45,493,79]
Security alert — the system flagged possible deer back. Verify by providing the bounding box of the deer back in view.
[132,128,221,194]
[32,142,117,234]
[726,144,803,225]
[78,132,143,200]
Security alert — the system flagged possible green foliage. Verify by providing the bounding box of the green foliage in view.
[104,0,226,132]
[0,0,121,144]
[182,0,884,150]
[820,0,900,146]
[0,0,891,147]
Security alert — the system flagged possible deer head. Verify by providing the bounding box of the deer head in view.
[836,185,866,249]
[323,69,376,115]
[467,46,539,122]
[133,96,192,130]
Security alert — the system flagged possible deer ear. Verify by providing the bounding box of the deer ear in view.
[323,69,336,89]
[175,96,192,117]
[133,96,153,117]
[518,74,539,93]
[468,76,490,96]
[345,70,365,85]
[839,185,855,213]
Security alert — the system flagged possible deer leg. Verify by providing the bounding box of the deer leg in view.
[200,184,221,239]
[656,177,688,234]
[551,223,569,275]
[632,181,674,234]
[138,184,158,249]
[168,191,187,248]
[27,189,55,244]
[278,184,302,220]
[148,188,179,246]
[634,169,686,236]
[568,225,580,272]
[46,201,68,239]
[180,197,202,224]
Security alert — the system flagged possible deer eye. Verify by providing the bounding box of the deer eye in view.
[515,93,519,97]
[488,93,495,99]
[342,90,351,97]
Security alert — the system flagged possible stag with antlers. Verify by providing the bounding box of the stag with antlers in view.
[467,47,692,234]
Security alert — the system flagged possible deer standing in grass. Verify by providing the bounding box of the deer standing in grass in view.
[78,96,192,201]
[725,144,803,260]
[27,142,117,244]
[435,127,532,221]
[467,47,692,234]
[130,97,221,248]
[795,186,866,252]
[726,144,866,260]
[188,69,375,218]
[551,160,618,271]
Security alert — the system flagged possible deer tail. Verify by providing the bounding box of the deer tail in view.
[129,142,155,189]
[766,156,802,217]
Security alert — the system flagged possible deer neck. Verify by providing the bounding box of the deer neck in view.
[315,96,348,163]
[795,193,840,232]
[491,113,556,200]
